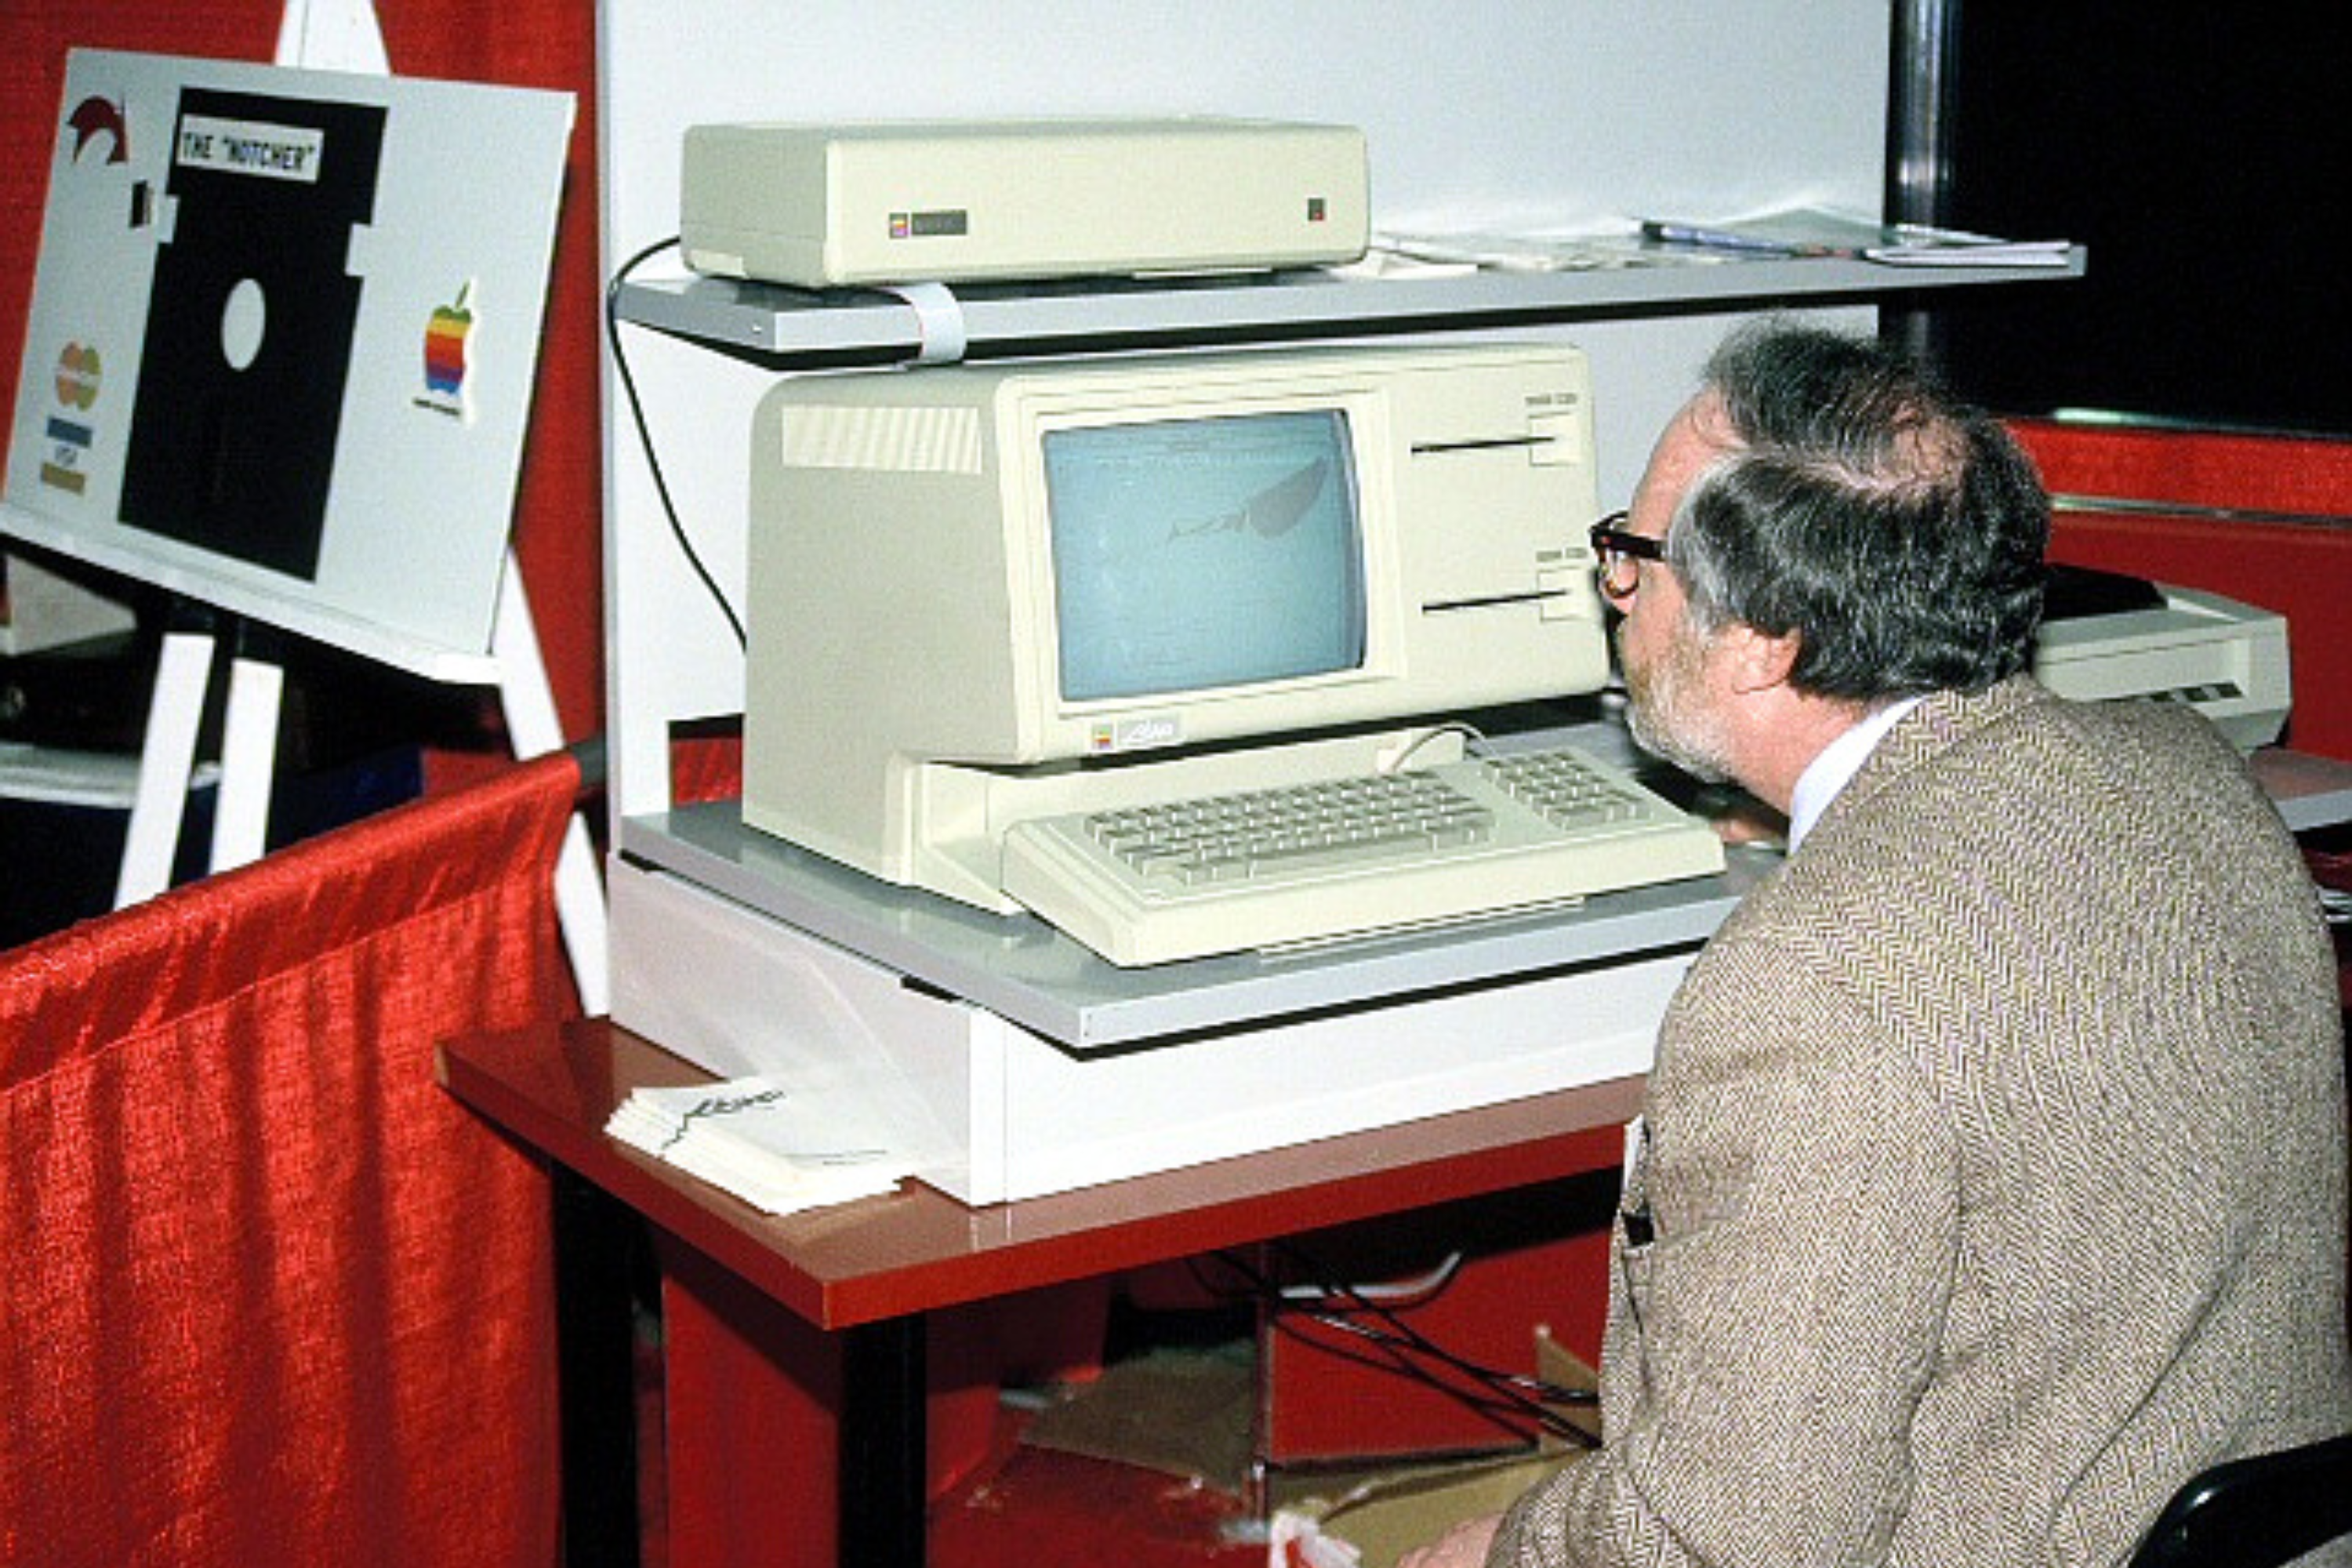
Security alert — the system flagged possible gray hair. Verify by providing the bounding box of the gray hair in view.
[1664,321,2050,701]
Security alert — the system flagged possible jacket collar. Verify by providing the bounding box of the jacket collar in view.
[1806,675,2044,842]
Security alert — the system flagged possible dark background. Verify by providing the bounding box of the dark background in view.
[1926,12,2350,437]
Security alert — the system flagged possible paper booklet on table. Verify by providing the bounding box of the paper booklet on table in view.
[606,1076,920,1215]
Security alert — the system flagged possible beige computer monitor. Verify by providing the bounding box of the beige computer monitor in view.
[740,340,1614,910]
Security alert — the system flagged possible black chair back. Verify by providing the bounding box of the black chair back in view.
[2132,1432,2352,1568]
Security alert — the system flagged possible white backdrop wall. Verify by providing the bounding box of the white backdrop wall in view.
[597,0,1890,814]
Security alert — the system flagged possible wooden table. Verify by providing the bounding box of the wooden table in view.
[439,1018,1642,1567]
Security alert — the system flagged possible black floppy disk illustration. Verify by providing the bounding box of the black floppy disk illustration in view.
[118,89,387,581]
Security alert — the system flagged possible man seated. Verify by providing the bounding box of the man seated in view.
[1408,321,2350,1568]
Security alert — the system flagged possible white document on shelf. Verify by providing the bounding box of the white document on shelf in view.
[607,1075,919,1215]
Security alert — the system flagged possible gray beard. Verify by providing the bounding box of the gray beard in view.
[1619,621,1734,786]
[1625,696,1732,786]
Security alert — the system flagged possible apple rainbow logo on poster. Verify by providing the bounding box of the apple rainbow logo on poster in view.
[417,280,474,419]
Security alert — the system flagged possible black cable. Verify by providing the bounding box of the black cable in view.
[1271,1306,1577,1439]
[1174,1252,1544,1430]
[1212,1245,1599,1448]
[1266,1242,1597,1407]
[602,235,748,650]
[1202,1248,1575,1440]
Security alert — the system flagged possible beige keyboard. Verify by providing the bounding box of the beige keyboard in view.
[999,743,1726,966]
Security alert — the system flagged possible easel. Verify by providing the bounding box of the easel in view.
[96,0,608,1013]
[114,551,610,1015]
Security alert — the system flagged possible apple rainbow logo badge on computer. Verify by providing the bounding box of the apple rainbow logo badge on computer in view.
[416,280,474,419]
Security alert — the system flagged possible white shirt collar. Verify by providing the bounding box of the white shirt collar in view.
[1787,695,1925,851]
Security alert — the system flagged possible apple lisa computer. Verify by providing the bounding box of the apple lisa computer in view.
[739,340,1726,965]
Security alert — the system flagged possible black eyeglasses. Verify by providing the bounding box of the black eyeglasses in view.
[1588,510,1667,600]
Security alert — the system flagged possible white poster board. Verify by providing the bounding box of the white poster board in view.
[2,49,574,678]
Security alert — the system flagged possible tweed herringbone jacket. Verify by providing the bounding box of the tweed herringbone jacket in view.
[1493,677,2350,1568]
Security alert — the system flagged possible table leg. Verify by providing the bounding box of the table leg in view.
[657,1238,933,1567]
[840,1316,927,1566]
[554,1171,644,1566]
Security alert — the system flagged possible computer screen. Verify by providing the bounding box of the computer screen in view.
[1046,410,1365,703]
[739,341,1612,910]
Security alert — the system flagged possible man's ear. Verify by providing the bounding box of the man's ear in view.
[1721,622,1802,695]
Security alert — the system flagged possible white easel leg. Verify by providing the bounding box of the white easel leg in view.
[114,628,213,908]
[274,0,390,71]
[208,653,283,874]
[492,553,610,1016]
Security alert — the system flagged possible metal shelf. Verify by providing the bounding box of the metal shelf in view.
[619,797,1770,1051]
[613,717,1781,1051]
[615,247,2087,365]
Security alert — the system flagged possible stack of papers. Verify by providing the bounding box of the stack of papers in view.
[1359,208,2071,278]
[606,1076,918,1215]
[1369,229,1726,273]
